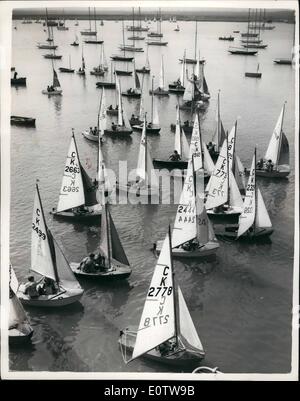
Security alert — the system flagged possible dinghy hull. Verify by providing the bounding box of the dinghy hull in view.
[215,225,274,240]
[42,89,62,95]
[50,206,102,221]
[82,130,100,142]
[244,168,290,178]
[104,128,132,137]
[70,263,132,280]
[153,159,188,169]
[119,329,205,368]
[132,124,161,134]
[17,289,83,307]
[9,325,33,345]
[206,207,242,224]
[155,240,219,258]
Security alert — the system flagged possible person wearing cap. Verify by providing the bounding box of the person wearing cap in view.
[80,253,97,273]
[169,150,181,161]
[24,276,39,298]
[266,159,274,172]
[40,277,58,295]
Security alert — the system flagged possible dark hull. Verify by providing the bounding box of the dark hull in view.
[121,91,141,98]
[219,37,234,41]
[11,116,36,127]
[170,124,193,134]
[147,33,163,37]
[228,49,257,55]
[245,72,262,77]
[104,128,132,136]
[147,41,168,46]
[273,59,292,65]
[11,78,26,86]
[106,109,119,115]
[110,55,134,62]
[50,210,101,222]
[70,43,79,46]
[132,124,161,134]
[96,82,116,89]
[70,263,132,280]
[215,225,274,240]
[153,159,188,169]
[179,58,205,64]
[90,70,105,76]
[243,45,268,49]
[84,40,104,44]
[128,36,145,40]
[149,89,169,96]
[135,68,150,74]
[115,70,132,76]
[44,55,62,59]
[59,68,74,73]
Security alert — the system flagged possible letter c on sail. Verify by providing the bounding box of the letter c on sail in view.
[163,266,169,276]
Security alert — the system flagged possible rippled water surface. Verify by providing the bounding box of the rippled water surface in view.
[9,17,295,374]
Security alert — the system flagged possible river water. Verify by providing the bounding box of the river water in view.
[9,16,295,374]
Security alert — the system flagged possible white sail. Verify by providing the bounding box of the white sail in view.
[122,103,131,129]
[237,153,256,237]
[202,141,215,175]
[10,265,19,293]
[56,136,85,212]
[136,119,147,182]
[139,94,145,120]
[99,88,107,135]
[132,233,175,360]
[159,55,165,89]
[256,188,272,228]
[195,52,200,81]
[98,143,111,193]
[183,80,193,102]
[9,292,28,329]
[116,78,123,126]
[205,138,229,209]
[152,97,159,125]
[180,53,185,84]
[195,169,211,245]
[227,122,237,172]
[174,108,182,156]
[229,171,243,208]
[264,105,284,166]
[178,286,204,351]
[31,186,56,281]
[188,115,203,171]
[235,154,246,192]
[172,161,197,248]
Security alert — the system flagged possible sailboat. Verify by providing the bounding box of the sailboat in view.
[111,20,136,62]
[245,63,262,78]
[197,57,210,101]
[84,8,103,44]
[104,77,132,136]
[76,49,86,75]
[37,8,56,48]
[121,9,144,52]
[153,106,189,169]
[9,265,33,344]
[169,50,186,94]
[122,61,141,98]
[149,55,169,96]
[117,115,159,197]
[59,55,75,73]
[127,7,149,32]
[229,10,258,55]
[242,9,268,49]
[207,90,226,160]
[261,9,275,30]
[119,228,205,367]
[136,45,151,73]
[274,19,294,64]
[179,70,205,112]
[50,132,102,220]
[57,9,68,30]
[174,24,180,32]
[216,149,273,239]
[80,7,97,36]
[17,183,84,307]
[42,67,62,95]
[156,158,219,257]
[70,197,131,279]
[70,34,79,46]
[82,88,106,142]
[147,8,168,46]
[90,44,107,76]
[133,76,161,134]
[255,103,290,178]
[96,62,117,89]
[179,21,205,64]
[43,27,62,59]
[205,126,244,223]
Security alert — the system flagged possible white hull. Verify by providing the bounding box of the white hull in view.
[156,240,219,258]
[82,130,100,142]
[51,204,102,220]
[70,263,132,279]
[17,288,83,307]
[42,89,62,95]
[119,329,205,368]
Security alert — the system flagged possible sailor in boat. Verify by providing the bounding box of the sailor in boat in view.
[256,158,264,170]
[265,159,274,172]
[93,126,98,135]
[181,239,198,252]
[169,150,181,161]
[127,88,134,94]
[157,338,177,356]
[108,105,113,110]
[24,276,39,299]
[207,141,217,157]
[111,122,117,131]
[79,253,98,273]
[38,277,58,295]
[89,127,93,135]
[72,205,90,215]
[13,71,18,79]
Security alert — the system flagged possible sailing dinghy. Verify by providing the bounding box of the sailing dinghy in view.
[119,228,205,368]
[122,61,142,98]
[149,55,169,96]
[76,50,86,75]
[169,51,186,95]
[255,103,290,178]
[104,77,132,137]
[117,115,159,198]
[153,106,189,169]
[42,68,62,95]
[82,88,106,142]
[216,149,273,239]
[155,158,219,258]
[70,197,131,280]
[50,132,102,220]
[205,126,244,223]
[9,266,33,344]
[207,91,226,160]
[17,183,84,307]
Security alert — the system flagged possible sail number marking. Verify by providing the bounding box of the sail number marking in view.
[143,315,170,328]
[148,286,173,297]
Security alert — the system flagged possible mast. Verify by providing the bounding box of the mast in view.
[46,8,51,40]
[105,201,112,270]
[194,21,198,60]
[253,147,257,235]
[276,102,286,168]
[169,225,179,347]
[226,131,230,205]
[198,110,204,169]
[217,90,220,149]
[151,76,154,123]
[144,114,148,183]
[88,7,91,32]
[122,19,125,57]
[36,182,59,284]
[94,7,97,34]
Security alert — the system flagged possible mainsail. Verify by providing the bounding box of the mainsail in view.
[174,107,189,160]
[132,233,175,360]
[56,136,85,212]
[255,188,272,228]
[264,104,288,169]
[53,68,61,88]
[237,151,256,237]
[159,55,165,89]
[98,88,107,135]
[9,290,29,329]
[212,91,226,150]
